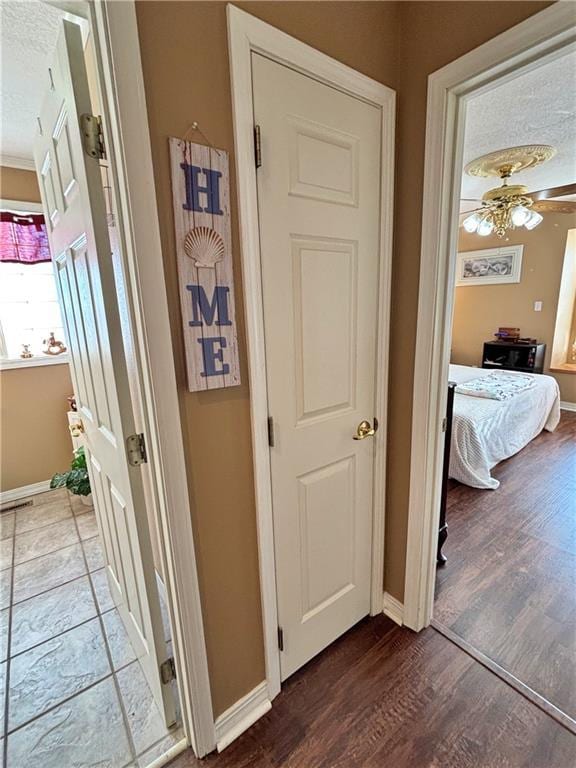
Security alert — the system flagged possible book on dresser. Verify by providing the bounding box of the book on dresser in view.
[481,340,546,374]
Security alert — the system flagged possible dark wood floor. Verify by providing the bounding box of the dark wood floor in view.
[436,410,576,721]
[170,615,575,767]
[166,413,576,767]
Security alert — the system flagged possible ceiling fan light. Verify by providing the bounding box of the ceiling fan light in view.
[477,218,494,236]
[511,205,530,227]
[463,213,481,233]
[525,211,543,230]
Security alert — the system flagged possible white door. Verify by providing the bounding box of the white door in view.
[253,54,382,680]
[33,20,175,724]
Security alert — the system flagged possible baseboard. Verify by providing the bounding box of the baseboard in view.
[214,681,271,752]
[560,401,576,412]
[0,480,51,506]
[383,592,404,626]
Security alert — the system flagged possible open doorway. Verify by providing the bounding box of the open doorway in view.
[0,2,187,765]
[433,48,576,722]
[405,3,576,736]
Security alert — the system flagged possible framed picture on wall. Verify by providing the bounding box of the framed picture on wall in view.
[455,245,523,286]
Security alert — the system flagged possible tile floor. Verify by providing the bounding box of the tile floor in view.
[0,489,183,768]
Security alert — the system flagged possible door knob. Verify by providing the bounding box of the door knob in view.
[353,419,377,440]
[69,421,84,437]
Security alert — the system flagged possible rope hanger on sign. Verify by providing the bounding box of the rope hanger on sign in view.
[181,121,223,156]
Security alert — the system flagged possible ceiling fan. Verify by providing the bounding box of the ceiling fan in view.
[460,145,576,238]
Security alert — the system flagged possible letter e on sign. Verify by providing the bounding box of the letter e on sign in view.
[169,138,240,391]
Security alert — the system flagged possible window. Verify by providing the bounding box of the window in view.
[550,229,576,373]
[0,204,67,367]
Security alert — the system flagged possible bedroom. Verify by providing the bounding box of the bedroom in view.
[434,48,576,728]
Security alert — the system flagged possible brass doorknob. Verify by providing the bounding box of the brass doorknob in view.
[69,421,84,437]
[353,419,377,440]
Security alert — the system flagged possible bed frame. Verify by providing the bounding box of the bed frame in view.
[437,381,456,565]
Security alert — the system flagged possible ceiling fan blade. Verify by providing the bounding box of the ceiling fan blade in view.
[458,206,484,218]
[528,183,576,202]
[532,200,576,214]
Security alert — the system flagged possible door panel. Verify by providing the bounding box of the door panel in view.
[34,20,174,724]
[293,236,357,422]
[253,53,382,680]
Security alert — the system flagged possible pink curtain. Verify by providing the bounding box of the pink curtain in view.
[0,211,51,264]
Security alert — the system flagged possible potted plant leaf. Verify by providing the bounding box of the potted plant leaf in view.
[50,446,93,507]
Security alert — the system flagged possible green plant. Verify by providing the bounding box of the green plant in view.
[50,446,91,497]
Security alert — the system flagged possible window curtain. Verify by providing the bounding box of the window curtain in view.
[0,211,51,264]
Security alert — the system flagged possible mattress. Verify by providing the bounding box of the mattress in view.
[448,364,561,489]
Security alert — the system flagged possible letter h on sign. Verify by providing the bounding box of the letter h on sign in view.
[181,163,224,215]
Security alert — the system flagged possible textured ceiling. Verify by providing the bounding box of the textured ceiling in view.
[1,2,575,191]
[0,1,63,163]
[461,50,576,202]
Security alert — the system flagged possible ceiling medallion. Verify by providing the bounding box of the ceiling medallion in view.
[464,145,557,178]
[462,145,557,238]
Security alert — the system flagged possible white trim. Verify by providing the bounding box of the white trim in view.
[228,4,394,698]
[142,738,188,768]
[0,480,51,505]
[87,0,215,756]
[0,355,69,371]
[0,156,36,171]
[560,401,576,412]
[214,682,272,753]
[93,0,215,755]
[0,199,43,213]
[382,592,404,627]
[405,4,576,632]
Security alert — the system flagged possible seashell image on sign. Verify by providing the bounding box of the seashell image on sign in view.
[184,226,225,268]
[169,138,241,391]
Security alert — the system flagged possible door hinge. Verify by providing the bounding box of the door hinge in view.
[441,417,447,433]
[267,416,274,447]
[277,627,284,652]
[126,433,147,466]
[160,657,177,684]
[80,113,106,160]
[254,124,262,169]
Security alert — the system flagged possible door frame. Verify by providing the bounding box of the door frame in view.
[404,3,576,632]
[46,0,216,757]
[228,5,395,699]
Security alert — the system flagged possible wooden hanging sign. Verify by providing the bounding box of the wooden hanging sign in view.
[169,138,241,391]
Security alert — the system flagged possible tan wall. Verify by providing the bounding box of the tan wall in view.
[453,214,576,403]
[0,166,41,203]
[0,166,74,492]
[0,365,74,490]
[135,0,550,716]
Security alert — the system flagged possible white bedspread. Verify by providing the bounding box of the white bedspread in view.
[449,364,560,489]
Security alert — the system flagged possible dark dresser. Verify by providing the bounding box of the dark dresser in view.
[481,340,546,374]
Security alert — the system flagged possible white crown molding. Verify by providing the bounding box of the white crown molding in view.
[0,155,36,172]
[214,681,271,752]
[383,592,404,626]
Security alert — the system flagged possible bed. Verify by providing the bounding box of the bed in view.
[448,364,561,490]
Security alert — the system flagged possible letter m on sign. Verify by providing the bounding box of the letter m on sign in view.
[169,136,241,391]
[187,286,232,328]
